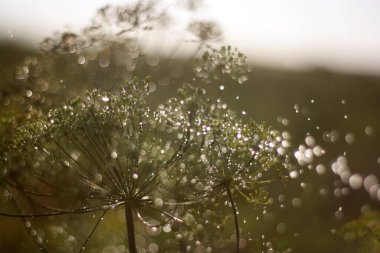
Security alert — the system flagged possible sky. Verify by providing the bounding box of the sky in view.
[1,0,380,75]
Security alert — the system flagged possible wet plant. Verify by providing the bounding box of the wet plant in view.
[1,0,220,114]
[0,2,289,252]
[152,84,289,252]
[0,74,289,252]
[3,2,380,253]
[0,0,226,164]
[339,211,380,253]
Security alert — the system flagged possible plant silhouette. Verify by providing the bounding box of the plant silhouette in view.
[1,76,288,252]
[0,1,289,253]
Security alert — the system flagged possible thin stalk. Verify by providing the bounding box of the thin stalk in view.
[78,210,107,253]
[125,204,137,253]
[8,186,50,253]
[226,185,240,253]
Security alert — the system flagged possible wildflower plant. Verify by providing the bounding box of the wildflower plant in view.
[160,88,288,252]
[3,78,191,251]
[0,2,290,253]
[194,46,250,84]
[1,73,289,253]
[2,0,223,117]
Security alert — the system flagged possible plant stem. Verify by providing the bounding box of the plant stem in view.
[226,186,240,253]
[79,210,108,253]
[125,204,137,253]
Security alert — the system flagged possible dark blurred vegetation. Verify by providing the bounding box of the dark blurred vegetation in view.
[339,211,380,253]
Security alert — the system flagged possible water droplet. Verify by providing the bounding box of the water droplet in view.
[146,56,159,66]
[15,66,29,80]
[345,133,355,144]
[36,237,43,244]
[365,126,374,136]
[238,75,248,84]
[282,131,291,140]
[349,174,363,190]
[369,184,380,199]
[278,194,285,202]
[94,173,103,183]
[78,55,86,64]
[99,57,110,68]
[319,188,328,196]
[132,173,138,180]
[111,151,118,159]
[145,224,161,236]
[289,170,299,179]
[163,224,171,233]
[361,205,371,214]
[277,223,287,234]
[364,175,378,192]
[305,136,315,147]
[149,243,158,253]
[182,213,195,225]
[313,146,324,157]
[26,90,33,97]
[291,198,302,207]
[153,198,163,208]
[294,104,300,113]
[316,164,326,175]
[148,82,157,93]
[282,118,289,126]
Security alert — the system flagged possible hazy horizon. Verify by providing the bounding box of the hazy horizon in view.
[1,0,380,76]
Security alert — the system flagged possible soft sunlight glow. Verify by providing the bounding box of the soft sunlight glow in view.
[1,0,380,75]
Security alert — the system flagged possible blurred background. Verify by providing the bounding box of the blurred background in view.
[2,0,380,75]
[1,0,380,253]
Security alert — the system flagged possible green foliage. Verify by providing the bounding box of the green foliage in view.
[339,211,380,253]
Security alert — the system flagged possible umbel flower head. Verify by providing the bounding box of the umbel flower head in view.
[1,78,289,253]
[159,85,289,252]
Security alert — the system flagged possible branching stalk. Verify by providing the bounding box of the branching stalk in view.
[226,185,240,253]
